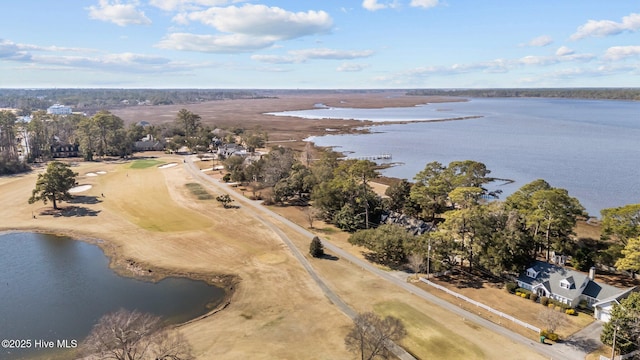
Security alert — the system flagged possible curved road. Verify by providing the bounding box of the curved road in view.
[184,158,588,360]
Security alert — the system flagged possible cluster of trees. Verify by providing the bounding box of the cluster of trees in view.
[0,88,269,112]
[601,292,640,355]
[349,166,586,276]
[0,110,29,174]
[601,204,640,274]
[407,88,640,101]
[1,106,254,175]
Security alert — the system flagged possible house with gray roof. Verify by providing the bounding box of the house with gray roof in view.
[517,260,636,321]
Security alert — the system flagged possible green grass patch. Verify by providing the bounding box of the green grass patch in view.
[130,159,164,169]
[374,301,485,360]
[185,183,214,200]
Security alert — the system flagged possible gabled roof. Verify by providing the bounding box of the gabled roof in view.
[593,287,638,307]
[518,260,630,302]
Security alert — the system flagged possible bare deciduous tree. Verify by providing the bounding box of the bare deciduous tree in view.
[345,312,407,360]
[407,253,425,279]
[304,206,320,229]
[81,309,193,360]
[537,307,568,334]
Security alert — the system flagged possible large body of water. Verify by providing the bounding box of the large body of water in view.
[274,97,640,217]
[0,232,225,359]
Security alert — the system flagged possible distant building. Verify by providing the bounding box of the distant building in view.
[47,104,72,115]
[134,134,165,151]
[51,143,79,158]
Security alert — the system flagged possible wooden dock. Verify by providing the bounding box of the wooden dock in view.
[344,153,392,161]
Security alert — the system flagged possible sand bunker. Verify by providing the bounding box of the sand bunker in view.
[85,173,98,177]
[159,163,178,169]
[69,185,92,193]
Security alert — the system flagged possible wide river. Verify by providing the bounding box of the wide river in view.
[0,232,225,359]
[271,97,640,217]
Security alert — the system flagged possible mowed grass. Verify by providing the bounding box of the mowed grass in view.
[130,159,165,169]
[185,182,214,200]
[103,165,211,232]
[374,301,486,360]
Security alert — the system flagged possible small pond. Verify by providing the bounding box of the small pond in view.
[0,232,225,359]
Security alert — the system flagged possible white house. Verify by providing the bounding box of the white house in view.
[47,104,72,115]
[517,260,636,321]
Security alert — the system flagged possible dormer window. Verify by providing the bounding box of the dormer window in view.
[560,277,574,289]
[526,268,538,278]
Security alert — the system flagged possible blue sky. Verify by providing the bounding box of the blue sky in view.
[1,0,639,88]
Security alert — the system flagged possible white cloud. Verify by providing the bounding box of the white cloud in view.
[88,0,151,26]
[522,35,553,47]
[184,4,332,40]
[570,13,640,40]
[156,33,276,53]
[251,54,299,64]
[555,46,574,56]
[289,48,374,60]
[362,0,397,11]
[604,45,640,61]
[410,0,439,9]
[149,0,235,12]
[163,4,333,53]
[337,63,368,72]
[252,48,374,64]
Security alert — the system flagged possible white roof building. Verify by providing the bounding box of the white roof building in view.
[47,104,72,115]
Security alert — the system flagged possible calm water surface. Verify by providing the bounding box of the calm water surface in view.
[290,98,640,217]
[0,232,225,359]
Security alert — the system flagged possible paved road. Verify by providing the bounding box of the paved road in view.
[185,158,595,360]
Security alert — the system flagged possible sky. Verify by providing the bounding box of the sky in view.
[1,0,639,89]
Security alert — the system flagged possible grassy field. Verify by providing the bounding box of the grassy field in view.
[185,182,214,200]
[129,159,165,169]
[374,301,486,359]
[98,165,211,232]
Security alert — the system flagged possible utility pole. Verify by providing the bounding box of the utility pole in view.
[610,325,617,360]
[426,236,431,279]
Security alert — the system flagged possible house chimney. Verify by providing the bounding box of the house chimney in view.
[589,267,596,281]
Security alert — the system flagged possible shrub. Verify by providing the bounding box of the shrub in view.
[505,282,518,294]
[222,173,231,182]
[554,305,562,312]
[530,293,538,302]
[521,293,527,298]
[540,330,559,342]
[540,297,549,306]
[516,291,521,296]
[565,309,576,316]
[309,236,324,258]
[548,303,555,309]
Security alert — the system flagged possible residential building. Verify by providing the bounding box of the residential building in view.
[517,260,636,321]
[47,104,72,115]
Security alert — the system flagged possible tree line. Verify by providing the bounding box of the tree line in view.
[0,107,257,175]
[407,88,640,101]
[0,88,270,113]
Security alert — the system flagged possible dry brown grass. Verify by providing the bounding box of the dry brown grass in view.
[110,92,464,150]
[420,273,594,339]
